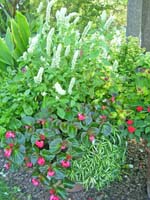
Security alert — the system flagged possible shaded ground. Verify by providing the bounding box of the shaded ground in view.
[0,142,149,200]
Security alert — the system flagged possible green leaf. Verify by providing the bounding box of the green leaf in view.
[22,116,35,125]
[57,108,65,119]
[5,28,14,52]
[23,104,33,115]
[49,138,62,153]
[40,149,55,160]
[145,127,150,134]
[101,123,112,136]
[12,150,24,165]
[15,11,30,47]
[55,169,65,179]
[67,124,78,138]
[0,38,13,67]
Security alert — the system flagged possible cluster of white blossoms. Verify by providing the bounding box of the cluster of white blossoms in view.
[46,28,55,56]
[27,34,40,54]
[51,44,62,68]
[34,67,44,84]
[71,50,80,69]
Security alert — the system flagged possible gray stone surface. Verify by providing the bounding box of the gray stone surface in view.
[126,0,143,39]
[141,0,150,51]
[127,0,150,51]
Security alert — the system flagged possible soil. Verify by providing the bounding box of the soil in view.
[0,142,149,200]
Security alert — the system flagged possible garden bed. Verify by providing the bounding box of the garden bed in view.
[0,142,148,200]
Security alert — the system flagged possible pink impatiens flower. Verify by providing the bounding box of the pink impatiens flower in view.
[35,140,44,148]
[47,169,55,177]
[49,194,60,200]
[147,107,150,112]
[5,131,15,139]
[4,148,12,158]
[77,113,86,121]
[40,134,46,141]
[60,160,70,168]
[89,135,95,142]
[37,157,45,166]
[31,178,39,186]
[4,162,10,170]
[26,162,33,168]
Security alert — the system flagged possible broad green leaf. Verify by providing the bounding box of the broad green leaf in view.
[101,123,112,136]
[0,38,13,66]
[15,11,30,47]
[5,28,14,52]
[22,116,35,125]
[12,150,24,165]
[57,108,65,119]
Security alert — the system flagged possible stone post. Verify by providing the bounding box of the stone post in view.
[126,0,143,39]
[141,0,150,51]
[127,0,150,51]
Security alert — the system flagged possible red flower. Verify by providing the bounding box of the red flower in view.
[4,148,12,158]
[49,189,55,195]
[66,154,72,160]
[77,113,86,121]
[126,120,134,125]
[40,134,46,141]
[37,157,45,166]
[60,160,70,168]
[31,178,39,186]
[147,107,150,112]
[136,106,143,112]
[5,131,15,139]
[35,140,44,148]
[128,126,136,133]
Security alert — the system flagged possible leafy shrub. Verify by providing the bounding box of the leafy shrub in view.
[0,1,127,199]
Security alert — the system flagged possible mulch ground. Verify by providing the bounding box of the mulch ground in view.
[0,142,149,200]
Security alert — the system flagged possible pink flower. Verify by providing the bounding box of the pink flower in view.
[147,107,150,112]
[9,143,14,148]
[126,120,134,125]
[40,134,46,141]
[136,106,143,112]
[77,113,86,121]
[61,145,67,150]
[89,135,95,142]
[49,189,55,194]
[26,162,33,168]
[4,148,12,158]
[25,125,32,129]
[60,160,70,168]
[31,178,39,186]
[37,157,45,166]
[4,162,10,170]
[47,169,55,177]
[37,119,46,125]
[128,126,136,133]
[5,131,15,139]
[49,194,60,200]
[35,140,44,148]
[111,96,115,102]
[100,115,107,120]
